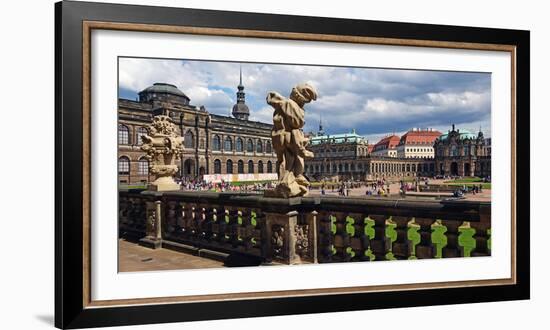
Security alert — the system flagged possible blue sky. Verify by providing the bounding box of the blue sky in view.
[119,57,491,143]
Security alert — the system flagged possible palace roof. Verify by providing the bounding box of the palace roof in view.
[398,129,442,145]
[310,129,367,145]
[373,135,400,150]
[139,83,190,99]
[438,129,477,141]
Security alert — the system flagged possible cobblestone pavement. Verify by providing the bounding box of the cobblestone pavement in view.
[118,239,224,272]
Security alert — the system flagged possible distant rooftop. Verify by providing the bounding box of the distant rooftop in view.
[310,129,367,145]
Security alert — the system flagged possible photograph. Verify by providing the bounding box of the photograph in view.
[117,57,492,271]
[49,0,532,328]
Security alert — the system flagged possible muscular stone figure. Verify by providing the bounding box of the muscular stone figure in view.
[266,83,317,198]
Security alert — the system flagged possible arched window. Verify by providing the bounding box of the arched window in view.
[212,135,221,151]
[238,160,244,174]
[136,127,148,145]
[226,159,233,174]
[248,160,254,173]
[118,125,129,145]
[267,161,273,173]
[236,138,244,152]
[184,131,194,149]
[256,140,263,153]
[246,139,254,152]
[214,159,221,174]
[338,164,343,172]
[138,157,149,175]
[258,161,264,173]
[118,156,130,174]
[224,136,233,151]
[266,141,272,153]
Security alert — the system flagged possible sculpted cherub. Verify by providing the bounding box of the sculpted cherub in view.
[266,83,317,198]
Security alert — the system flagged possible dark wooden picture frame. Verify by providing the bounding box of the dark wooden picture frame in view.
[55,1,530,328]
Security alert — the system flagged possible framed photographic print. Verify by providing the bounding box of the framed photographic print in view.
[55,0,530,328]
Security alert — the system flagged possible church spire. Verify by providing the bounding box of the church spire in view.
[239,65,243,87]
[317,114,325,136]
[232,65,250,120]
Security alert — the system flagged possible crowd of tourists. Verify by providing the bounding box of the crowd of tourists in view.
[178,179,274,193]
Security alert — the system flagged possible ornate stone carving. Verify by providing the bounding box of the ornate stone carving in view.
[271,225,285,258]
[141,115,184,191]
[265,84,317,198]
[295,224,309,258]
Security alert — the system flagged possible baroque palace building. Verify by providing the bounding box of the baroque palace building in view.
[304,123,436,181]
[118,73,277,184]
[305,124,490,181]
[433,125,491,177]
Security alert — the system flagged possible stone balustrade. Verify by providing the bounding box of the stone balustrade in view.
[119,189,491,265]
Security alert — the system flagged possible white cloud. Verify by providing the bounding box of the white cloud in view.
[119,57,492,139]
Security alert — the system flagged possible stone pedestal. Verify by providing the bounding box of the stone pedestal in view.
[149,182,180,192]
[264,209,318,265]
[139,200,163,249]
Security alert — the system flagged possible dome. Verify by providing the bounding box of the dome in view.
[232,103,249,113]
[438,129,477,141]
[140,83,188,97]
[138,83,190,105]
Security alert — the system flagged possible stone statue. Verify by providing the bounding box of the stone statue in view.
[141,115,183,191]
[266,83,317,198]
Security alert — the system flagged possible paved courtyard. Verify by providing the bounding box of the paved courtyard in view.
[118,239,224,272]
[308,179,490,201]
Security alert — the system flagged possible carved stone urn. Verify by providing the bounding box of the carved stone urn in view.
[141,115,183,191]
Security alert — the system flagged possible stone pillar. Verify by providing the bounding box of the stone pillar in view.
[264,210,301,264]
[306,211,318,264]
[140,200,163,249]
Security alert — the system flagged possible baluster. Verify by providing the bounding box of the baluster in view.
[165,200,177,235]
[391,216,410,260]
[471,222,490,257]
[175,202,185,236]
[196,205,207,241]
[430,220,448,258]
[364,217,375,261]
[241,209,254,251]
[407,218,420,260]
[348,213,365,261]
[227,207,240,248]
[318,211,334,263]
[441,220,461,258]
[368,215,388,260]
[218,207,229,246]
[385,217,397,260]
[189,203,198,241]
[202,206,214,242]
[210,207,222,244]
[250,210,263,255]
[458,221,476,257]
[415,218,436,258]
[329,213,347,262]
[343,215,354,261]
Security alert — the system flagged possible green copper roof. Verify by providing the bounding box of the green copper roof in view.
[438,129,477,141]
[310,130,366,145]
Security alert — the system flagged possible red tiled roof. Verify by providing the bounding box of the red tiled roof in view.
[367,144,375,153]
[373,135,400,151]
[399,129,442,145]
